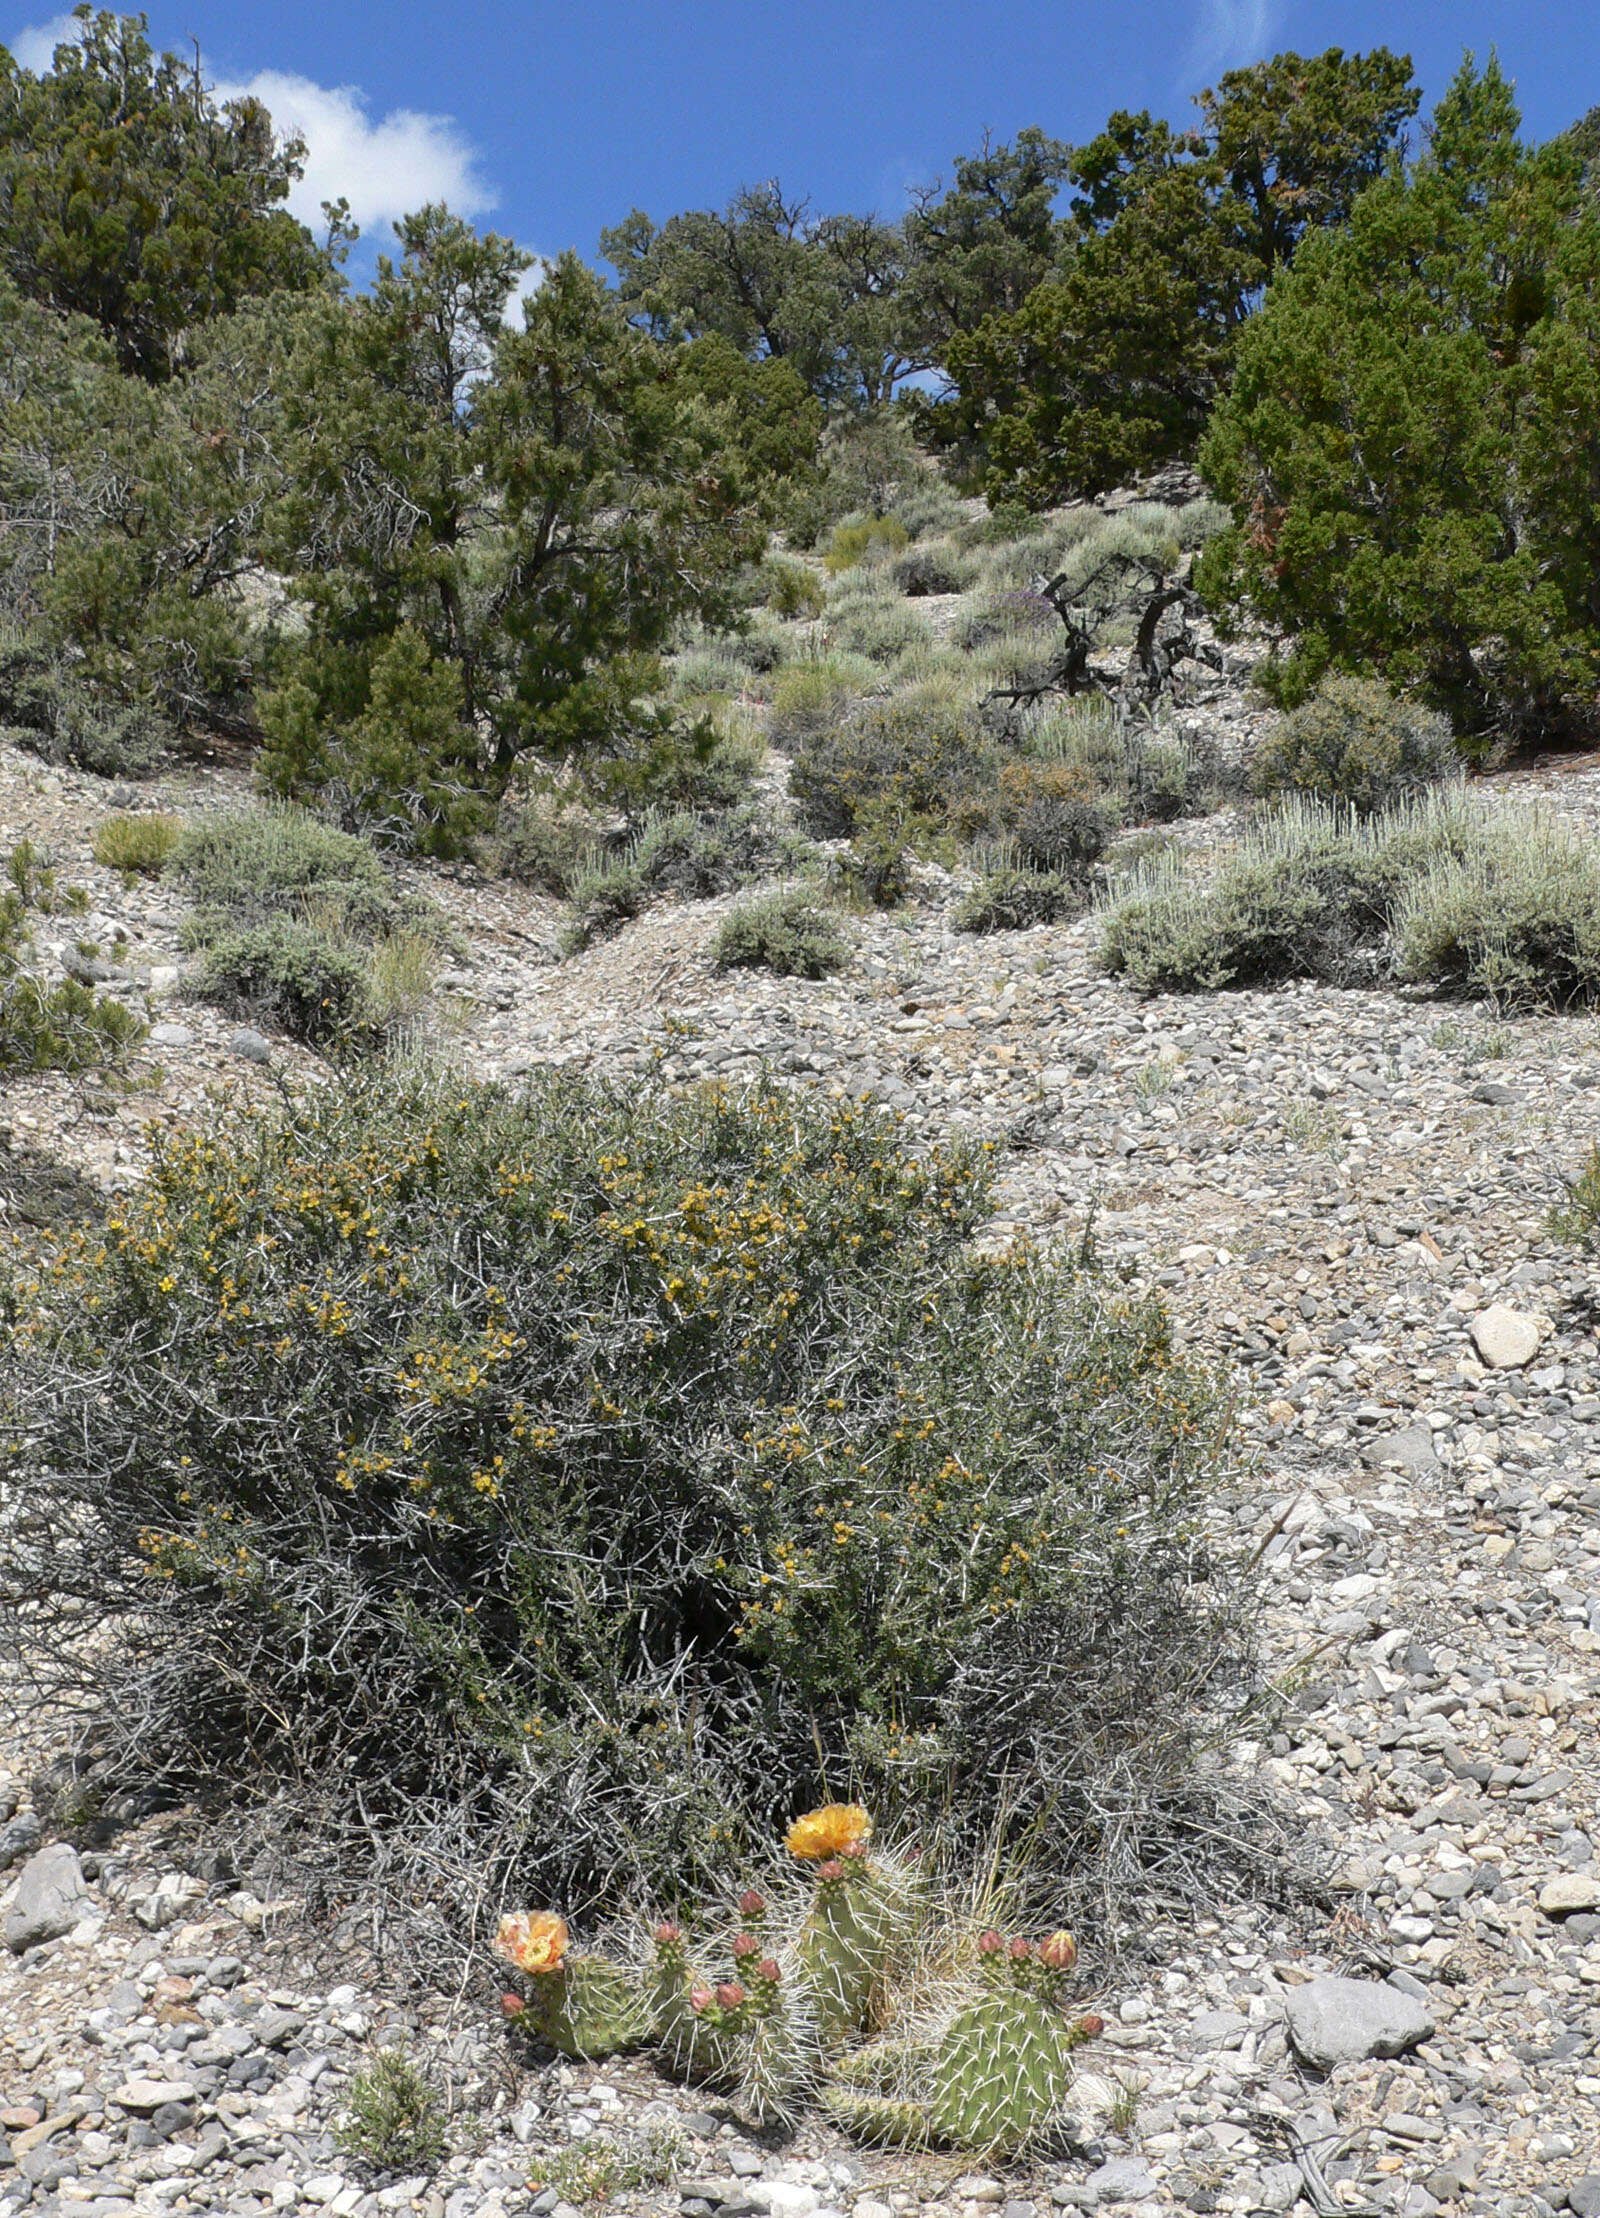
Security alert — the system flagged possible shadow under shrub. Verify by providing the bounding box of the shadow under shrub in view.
[1,1067,1247,1928]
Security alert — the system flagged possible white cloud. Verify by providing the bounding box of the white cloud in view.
[8,20,526,263]
[8,12,86,70]
[213,69,495,236]
[1187,0,1286,77]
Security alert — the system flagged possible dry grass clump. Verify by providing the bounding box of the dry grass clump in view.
[92,812,182,875]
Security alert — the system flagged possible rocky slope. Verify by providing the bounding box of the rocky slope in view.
[3,729,1600,2218]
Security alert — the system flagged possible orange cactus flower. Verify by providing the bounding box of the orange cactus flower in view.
[784,1802,872,1861]
[492,1911,569,1976]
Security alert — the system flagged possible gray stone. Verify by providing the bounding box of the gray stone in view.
[0,1808,43,1873]
[1568,2178,1600,2218]
[1282,1976,1434,2070]
[1362,1424,1437,1473]
[110,2077,199,2112]
[3,1841,87,1952]
[1083,2159,1159,2206]
[1539,1875,1600,1918]
[228,1027,273,1063]
[1469,1304,1541,1370]
[148,1022,194,1049]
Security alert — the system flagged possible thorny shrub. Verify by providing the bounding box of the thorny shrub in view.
[1,1067,1243,1922]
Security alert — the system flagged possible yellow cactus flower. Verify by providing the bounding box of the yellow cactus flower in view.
[492,1910,569,1975]
[784,1802,872,1861]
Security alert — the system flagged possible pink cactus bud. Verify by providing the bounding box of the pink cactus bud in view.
[738,1889,767,1917]
[714,1981,746,2011]
[1010,1935,1033,1962]
[837,1838,868,1862]
[1040,1929,1078,1971]
[689,1984,715,2014]
[816,1858,844,1883]
[499,1991,526,2018]
[654,1921,682,1948]
[977,1928,1004,1956]
[757,1957,781,1984]
[732,1931,759,1960]
[1077,2012,1105,2038]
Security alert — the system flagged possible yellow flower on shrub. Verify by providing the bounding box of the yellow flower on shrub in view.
[493,1910,568,1974]
[785,1802,872,1860]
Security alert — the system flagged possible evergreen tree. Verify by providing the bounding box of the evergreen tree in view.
[1197,58,1600,743]
[0,6,331,379]
[923,47,1418,504]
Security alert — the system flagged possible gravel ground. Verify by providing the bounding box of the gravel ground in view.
[4,736,1600,2218]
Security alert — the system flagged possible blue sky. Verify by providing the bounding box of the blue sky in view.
[8,2,1600,282]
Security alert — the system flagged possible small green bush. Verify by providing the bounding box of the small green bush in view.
[1551,1144,1600,1246]
[563,805,812,953]
[0,844,143,1076]
[192,919,369,1044]
[892,544,974,598]
[956,868,1083,934]
[4,1068,1237,1912]
[1098,798,1452,993]
[92,814,182,876]
[1099,794,1600,1004]
[823,516,910,575]
[832,809,914,910]
[992,766,1108,875]
[890,483,970,540]
[577,711,764,824]
[791,697,996,842]
[1252,675,1459,815]
[762,559,826,619]
[712,887,850,976]
[561,851,646,954]
[336,2050,448,2175]
[492,806,600,896]
[824,584,932,665]
[1393,819,1600,1008]
[0,625,171,778]
[1174,498,1231,550]
[171,809,390,916]
[767,657,877,753]
[172,809,450,1045]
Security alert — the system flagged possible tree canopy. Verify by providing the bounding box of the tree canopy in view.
[1195,57,1600,743]
[0,5,332,379]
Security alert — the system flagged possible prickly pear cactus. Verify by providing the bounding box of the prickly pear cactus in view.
[791,1826,914,2040]
[494,1913,648,2059]
[646,1923,727,2081]
[823,1928,1100,2156]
